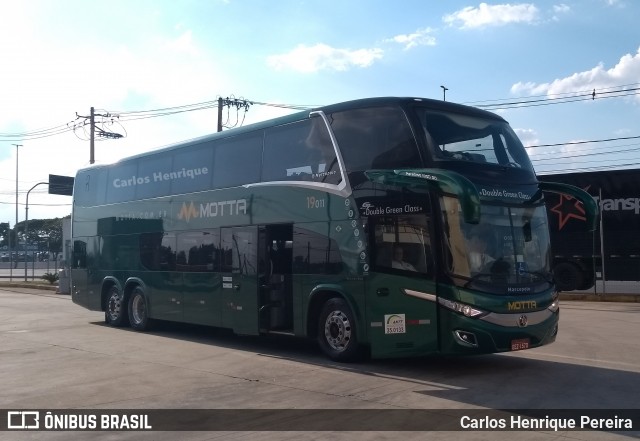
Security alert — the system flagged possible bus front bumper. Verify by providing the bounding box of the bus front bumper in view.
[439,307,559,354]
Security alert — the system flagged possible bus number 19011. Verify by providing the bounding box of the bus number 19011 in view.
[307,196,326,209]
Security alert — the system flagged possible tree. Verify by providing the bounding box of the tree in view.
[13,216,68,255]
[0,222,9,248]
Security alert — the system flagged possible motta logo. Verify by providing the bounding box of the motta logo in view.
[178,199,248,222]
[178,202,199,222]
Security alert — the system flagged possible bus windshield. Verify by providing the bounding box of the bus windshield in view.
[442,196,552,291]
[418,108,534,171]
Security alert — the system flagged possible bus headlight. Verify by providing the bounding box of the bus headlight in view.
[438,298,486,318]
[547,299,559,313]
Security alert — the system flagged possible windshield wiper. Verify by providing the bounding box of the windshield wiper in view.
[518,270,553,284]
[464,272,493,288]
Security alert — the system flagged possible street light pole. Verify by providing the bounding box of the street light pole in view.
[25,182,48,282]
[11,143,21,281]
[440,85,448,101]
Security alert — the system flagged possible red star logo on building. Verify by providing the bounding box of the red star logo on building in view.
[549,185,590,230]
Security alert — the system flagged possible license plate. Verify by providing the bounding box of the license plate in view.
[511,338,530,351]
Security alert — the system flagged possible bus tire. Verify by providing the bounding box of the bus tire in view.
[128,286,153,331]
[317,298,360,362]
[105,285,129,327]
[553,262,584,292]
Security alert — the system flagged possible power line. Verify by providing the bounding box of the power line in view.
[1,84,640,176]
[0,124,75,141]
[536,161,640,175]
[0,201,71,206]
[467,82,640,104]
[531,144,640,162]
[527,134,640,149]
[466,82,640,106]
[474,88,640,110]
[1,83,637,140]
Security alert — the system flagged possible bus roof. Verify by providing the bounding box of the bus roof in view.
[81,97,505,170]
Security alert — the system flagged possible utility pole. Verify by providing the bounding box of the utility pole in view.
[90,107,95,164]
[75,107,122,164]
[217,97,252,132]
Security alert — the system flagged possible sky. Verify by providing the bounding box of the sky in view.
[1,0,639,224]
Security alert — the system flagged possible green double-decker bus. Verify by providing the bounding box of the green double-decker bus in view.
[71,97,597,361]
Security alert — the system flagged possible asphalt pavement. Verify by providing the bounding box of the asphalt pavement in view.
[0,286,638,440]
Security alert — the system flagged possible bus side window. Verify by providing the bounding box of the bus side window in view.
[292,226,343,274]
[176,230,220,272]
[140,232,176,271]
[231,230,258,276]
[221,229,234,273]
[136,154,172,200]
[140,233,163,271]
[330,106,420,172]
[72,240,87,269]
[371,215,434,277]
[106,161,138,203]
[172,145,214,194]
[263,119,340,184]
[213,133,263,188]
[160,233,176,271]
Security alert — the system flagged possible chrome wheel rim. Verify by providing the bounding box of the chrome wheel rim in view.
[107,291,122,321]
[324,310,352,352]
[131,294,145,325]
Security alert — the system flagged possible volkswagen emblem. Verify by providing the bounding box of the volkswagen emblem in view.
[518,315,528,328]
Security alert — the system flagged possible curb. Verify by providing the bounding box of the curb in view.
[0,282,58,292]
[559,293,640,303]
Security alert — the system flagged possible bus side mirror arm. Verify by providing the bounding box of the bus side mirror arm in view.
[539,181,599,231]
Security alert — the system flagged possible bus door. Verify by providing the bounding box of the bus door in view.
[259,224,294,333]
[221,226,260,335]
[366,215,439,358]
[70,238,90,309]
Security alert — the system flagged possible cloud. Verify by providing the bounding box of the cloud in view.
[553,3,570,13]
[386,28,437,51]
[443,3,540,29]
[551,3,571,21]
[515,128,540,147]
[166,30,200,56]
[0,22,234,221]
[266,44,384,73]
[511,46,640,98]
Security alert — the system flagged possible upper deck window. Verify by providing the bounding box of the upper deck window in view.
[213,133,263,188]
[419,109,534,172]
[329,106,421,172]
[263,118,341,184]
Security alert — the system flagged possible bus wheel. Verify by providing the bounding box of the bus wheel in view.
[128,287,152,331]
[105,286,128,327]
[554,262,584,292]
[317,298,360,362]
